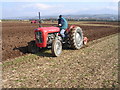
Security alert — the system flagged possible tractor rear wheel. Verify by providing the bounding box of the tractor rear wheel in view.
[68,26,83,49]
[52,39,62,57]
[27,40,39,54]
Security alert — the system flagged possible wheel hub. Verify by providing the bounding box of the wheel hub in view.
[75,32,82,46]
[55,41,62,55]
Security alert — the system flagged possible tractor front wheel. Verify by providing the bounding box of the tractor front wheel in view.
[51,39,62,57]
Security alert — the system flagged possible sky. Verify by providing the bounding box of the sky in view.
[1,0,119,18]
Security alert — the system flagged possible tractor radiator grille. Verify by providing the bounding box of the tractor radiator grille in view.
[35,32,42,43]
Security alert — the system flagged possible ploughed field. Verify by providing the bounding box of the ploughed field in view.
[2,21,119,61]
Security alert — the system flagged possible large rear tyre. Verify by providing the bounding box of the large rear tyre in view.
[69,26,83,49]
[52,39,62,57]
[28,40,39,54]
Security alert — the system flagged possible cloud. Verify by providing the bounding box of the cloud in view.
[18,3,64,16]
[35,3,53,10]
[21,3,61,10]
[105,6,118,11]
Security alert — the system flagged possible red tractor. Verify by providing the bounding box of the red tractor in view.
[31,20,38,23]
[28,13,88,56]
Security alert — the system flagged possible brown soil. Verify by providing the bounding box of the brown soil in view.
[2,21,119,61]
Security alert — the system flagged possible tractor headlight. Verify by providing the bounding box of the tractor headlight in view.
[36,34,40,39]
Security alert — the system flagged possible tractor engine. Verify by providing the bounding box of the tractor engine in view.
[47,33,55,45]
[34,27,60,47]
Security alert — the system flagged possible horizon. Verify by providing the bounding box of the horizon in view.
[2,14,118,20]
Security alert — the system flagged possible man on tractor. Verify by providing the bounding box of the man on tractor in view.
[28,12,88,57]
[58,15,68,38]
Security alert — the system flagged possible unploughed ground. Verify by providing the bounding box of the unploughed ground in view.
[2,21,119,61]
[2,33,119,88]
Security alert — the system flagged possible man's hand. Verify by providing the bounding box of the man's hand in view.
[59,24,62,26]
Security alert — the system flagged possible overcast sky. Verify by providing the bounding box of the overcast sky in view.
[1,0,119,18]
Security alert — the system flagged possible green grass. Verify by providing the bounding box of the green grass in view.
[3,54,37,67]
[15,79,23,82]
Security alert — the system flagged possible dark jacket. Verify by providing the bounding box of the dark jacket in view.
[58,17,68,30]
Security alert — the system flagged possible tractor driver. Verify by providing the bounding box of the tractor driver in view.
[58,15,68,38]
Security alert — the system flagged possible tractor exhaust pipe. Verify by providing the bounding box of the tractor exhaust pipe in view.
[39,12,42,27]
